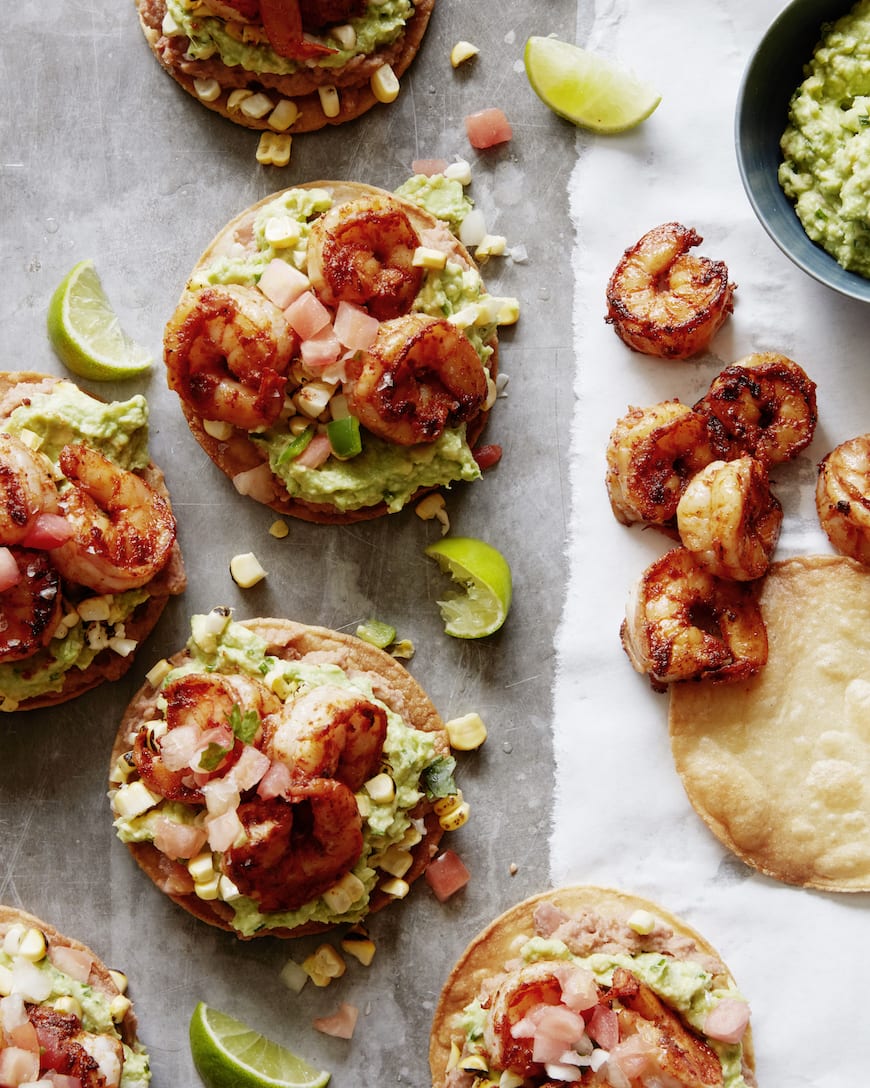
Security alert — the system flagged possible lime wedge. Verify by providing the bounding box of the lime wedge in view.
[46,259,153,380]
[189,1003,330,1088]
[425,537,512,639]
[524,36,661,133]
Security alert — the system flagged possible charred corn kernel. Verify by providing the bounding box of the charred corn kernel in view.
[110,994,133,1022]
[446,712,488,751]
[51,994,83,1018]
[110,753,135,786]
[194,875,220,901]
[496,296,520,325]
[413,245,448,270]
[187,852,216,884]
[203,418,234,440]
[378,845,413,878]
[439,800,470,831]
[371,64,400,103]
[194,77,222,102]
[364,772,395,804]
[256,132,292,166]
[444,159,472,185]
[227,88,254,111]
[113,780,160,819]
[218,875,242,902]
[18,928,46,962]
[293,381,333,418]
[475,234,507,260]
[161,10,182,34]
[390,638,415,659]
[450,40,479,67]
[380,877,410,899]
[459,1054,488,1073]
[302,944,346,986]
[434,790,463,817]
[331,23,356,49]
[628,909,656,935]
[269,519,290,539]
[446,1041,461,1073]
[264,214,301,248]
[279,957,308,993]
[77,596,111,622]
[268,98,299,131]
[241,91,275,119]
[318,85,341,118]
[108,969,128,994]
[321,871,366,913]
[230,552,267,588]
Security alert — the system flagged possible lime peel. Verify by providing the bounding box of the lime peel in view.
[189,1003,331,1088]
[523,36,661,134]
[425,536,512,639]
[46,259,153,381]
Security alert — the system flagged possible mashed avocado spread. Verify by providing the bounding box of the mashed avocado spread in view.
[113,612,447,936]
[0,384,155,710]
[779,0,870,276]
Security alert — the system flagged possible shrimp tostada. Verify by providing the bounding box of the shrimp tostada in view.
[0,372,185,713]
[430,885,756,1088]
[109,606,460,938]
[163,180,513,523]
[0,905,150,1086]
[136,0,435,132]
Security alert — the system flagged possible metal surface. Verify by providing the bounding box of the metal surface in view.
[0,2,577,1084]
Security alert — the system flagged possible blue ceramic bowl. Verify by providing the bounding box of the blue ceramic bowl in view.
[735,0,870,302]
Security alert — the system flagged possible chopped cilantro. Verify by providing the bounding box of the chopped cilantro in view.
[227,703,260,744]
[199,742,230,772]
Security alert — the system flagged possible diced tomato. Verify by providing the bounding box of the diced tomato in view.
[586,1003,619,1050]
[0,1045,40,1086]
[21,513,73,550]
[333,301,379,352]
[465,108,513,149]
[47,945,93,984]
[258,258,311,309]
[46,1075,84,1088]
[294,433,332,469]
[472,444,502,470]
[229,745,271,792]
[285,290,331,340]
[153,816,208,861]
[703,997,750,1044]
[232,463,277,504]
[300,328,342,369]
[312,1002,359,1039]
[206,807,245,853]
[412,158,448,176]
[258,760,294,799]
[425,849,470,902]
[8,1019,39,1053]
[0,547,22,592]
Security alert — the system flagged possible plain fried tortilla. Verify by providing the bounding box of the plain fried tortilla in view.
[0,372,186,711]
[428,884,755,1087]
[170,181,498,523]
[136,0,435,132]
[110,616,448,938]
[670,554,870,891]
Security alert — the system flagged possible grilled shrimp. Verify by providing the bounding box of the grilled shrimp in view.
[221,777,364,911]
[676,457,782,581]
[605,401,716,528]
[49,444,177,594]
[0,433,59,545]
[694,352,817,464]
[344,313,488,445]
[134,672,280,803]
[164,284,295,431]
[815,435,870,565]
[267,683,387,792]
[0,548,62,663]
[605,222,735,360]
[307,195,424,321]
[27,1006,122,1088]
[621,547,767,690]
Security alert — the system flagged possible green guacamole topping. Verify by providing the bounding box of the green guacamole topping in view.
[167,0,412,75]
[0,384,157,710]
[779,0,870,277]
[0,940,150,1086]
[113,611,444,936]
[395,174,472,233]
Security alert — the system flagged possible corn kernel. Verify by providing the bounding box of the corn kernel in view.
[187,852,216,884]
[390,639,415,659]
[628,909,657,935]
[219,875,242,901]
[321,871,366,913]
[268,98,299,132]
[110,994,133,1022]
[371,64,400,103]
[434,791,463,816]
[475,234,507,261]
[145,658,172,689]
[356,793,372,818]
[203,418,234,440]
[113,780,160,819]
[161,10,182,34]
[439,800,470,831]
[460,1055,488,1073]
[302,944,346,986]
[378,845,414,878]
[496,297,521,325]
[412,245,448,270]
[318,85,341,118]
[241,92,275,119]
[279,957,308,993]
[331,23,356,49]
[193,77,221,102]
[264,215,301,248]
[108,969,128,994]
[18,928,46,962]
[446,712,488,751]
[2,925,26,955]
[499,1073,526,1088]
[51,994,83,1018]
[340,928,376,966]
[230,552,267,588]
[450,40,479,67]
[77,596,111,622]
[227,88,254,111]
[256,132,292,167]
[446,1041,461,1073]
[293,380,334,419]
[364,773,395,804]
[109,636,138,658]
[194,875,220,901]
[288,414,311,436]
[269,519,290,539]
[401,823,423,848]
[415,492,449,534]
[380,877,410,899]
[444,159,472,185]
[447,303,478,329]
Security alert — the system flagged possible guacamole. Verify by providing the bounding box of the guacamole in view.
[779,0,870,276]
[0,383,161,711]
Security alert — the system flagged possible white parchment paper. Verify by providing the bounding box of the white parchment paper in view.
[554,1,868,1084]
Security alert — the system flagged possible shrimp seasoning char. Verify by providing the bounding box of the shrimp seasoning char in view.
[429,885,755,1088]
[0,372,186,712]
[109,608,461,939]
[163,181,517,523]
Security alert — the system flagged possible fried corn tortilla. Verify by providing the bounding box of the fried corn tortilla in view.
[0,905,148,1077]
[136,0,435,133]
[670,554,870,891]
[0,372,186,712]
[164,180,500,523]
[430,885,755,1088]
[110,612,449,938]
